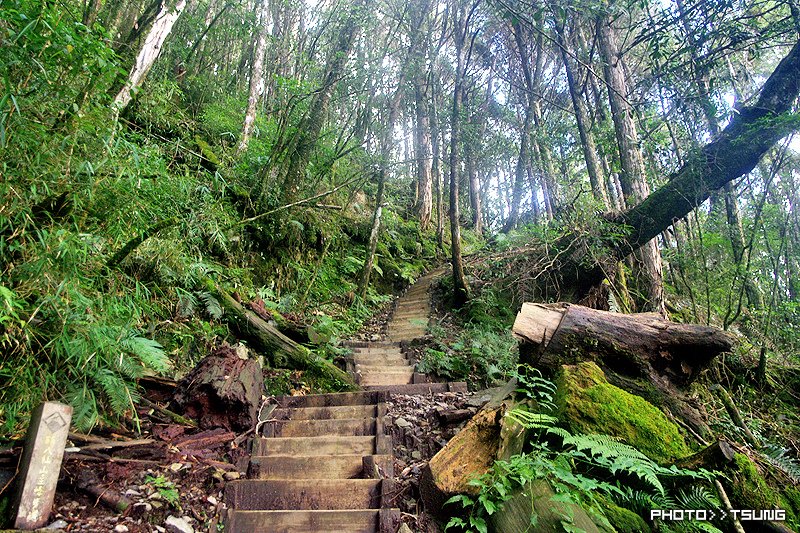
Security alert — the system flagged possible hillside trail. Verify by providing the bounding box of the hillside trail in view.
[224,267,466,532]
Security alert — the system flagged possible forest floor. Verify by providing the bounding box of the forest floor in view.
[24,276,484,533]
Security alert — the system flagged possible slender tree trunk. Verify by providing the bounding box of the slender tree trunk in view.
[555,18,609,209]
[83,0,102,26]
[449,2,470,307]
[504,19,536,231]
[597,14,665,314]
[237,0,270,154]
[113,0,188,114]
[430,78,445,251]
[415,84,434,230]
[465,131,482,234]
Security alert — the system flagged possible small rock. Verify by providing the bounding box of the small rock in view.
[411,450,422,460]
[165,515,194,533]
[155,527,166,533]
[206,495,218,506]
[234,343,249,360]
[114,525,129,532]
[223,471,241,481]
[395,417,412,428]
[45,519,69,530]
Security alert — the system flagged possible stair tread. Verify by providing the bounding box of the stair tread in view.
[253,435,375,456]
[225,509,386,533]
[248,454,392,480]
[225,479,382,510]
[271,404,377,420]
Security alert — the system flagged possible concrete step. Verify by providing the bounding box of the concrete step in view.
[225,479,382,510]
[271,404,377,421]
[275,391,387,408]
[360,371,414,387]
[248,454,392,480]
[253,436,375,456]
[225,509,379,533]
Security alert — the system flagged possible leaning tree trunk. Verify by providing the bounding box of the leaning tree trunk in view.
[237,0,270,154]
[555,18,609,209]
[279,0,370,202]
[113,0,188,114]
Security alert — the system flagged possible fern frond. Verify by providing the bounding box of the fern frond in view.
[122,336,171,374]
[675,485,721,510]
[199,291,223,319]
[762,444,800,483]
[94,368,139,414]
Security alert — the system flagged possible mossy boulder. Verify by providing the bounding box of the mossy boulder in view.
[555,362,690,464]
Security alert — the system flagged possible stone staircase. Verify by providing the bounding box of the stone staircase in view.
[225,268,465,532]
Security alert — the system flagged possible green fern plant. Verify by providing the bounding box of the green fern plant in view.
[762,444,800,483]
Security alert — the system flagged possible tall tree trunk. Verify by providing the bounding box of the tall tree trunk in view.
[415,84,434,230]
[449,1,470,307]
[279,0,370,202]
[465,129,482,234]
[597,14,665,314]
[430,77,445,251]
[555,18,609,209]
[237,0,270,154]
[504,19,536,231]
[113,0,188,114]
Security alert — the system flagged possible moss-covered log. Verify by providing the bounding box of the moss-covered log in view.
[513,303,735,438]
[203,278,357,390]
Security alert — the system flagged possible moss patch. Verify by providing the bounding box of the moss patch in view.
[596,496,650,533]
[555,362,690,464]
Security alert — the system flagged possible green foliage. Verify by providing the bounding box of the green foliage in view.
[144,474,181,510]
[445,383,716,533]
[418,324,517,387]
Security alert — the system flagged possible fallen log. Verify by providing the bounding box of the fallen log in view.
[513,302,735,438]
[513,303,734,386]
[203,278,356,390]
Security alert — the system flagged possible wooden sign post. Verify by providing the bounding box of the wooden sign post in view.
[13,402,72,530]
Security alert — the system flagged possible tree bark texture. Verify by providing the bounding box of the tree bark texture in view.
[113,0,188,114]
[449,3,470,307]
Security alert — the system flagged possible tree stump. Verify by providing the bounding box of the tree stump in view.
[172,345,263,432]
